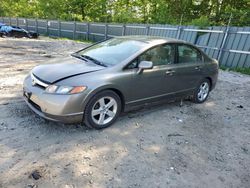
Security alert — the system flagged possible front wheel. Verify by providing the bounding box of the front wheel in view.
[83,90,121,129]
[2,32,9,38]
[192,79,210,103]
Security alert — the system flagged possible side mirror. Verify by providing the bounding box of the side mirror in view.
[137,61,153,74]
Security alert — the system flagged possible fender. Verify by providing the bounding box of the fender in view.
[80,83,125,112]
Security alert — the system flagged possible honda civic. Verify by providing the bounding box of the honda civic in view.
[23,36,218,129]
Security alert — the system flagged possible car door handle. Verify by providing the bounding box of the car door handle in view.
[166,70,175,76]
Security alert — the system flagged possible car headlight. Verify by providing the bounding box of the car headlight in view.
[45,85,87,94]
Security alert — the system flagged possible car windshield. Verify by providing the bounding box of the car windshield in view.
[76,38,146,66]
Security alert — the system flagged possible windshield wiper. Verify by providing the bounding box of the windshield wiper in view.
[71,53,88,62]
[80,55,108,67]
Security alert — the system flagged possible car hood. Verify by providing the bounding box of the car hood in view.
[32,56,105,83]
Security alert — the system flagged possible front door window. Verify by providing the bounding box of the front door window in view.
[139,44,175,66]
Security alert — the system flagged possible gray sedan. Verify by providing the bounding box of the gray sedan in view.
[23,36,218,129]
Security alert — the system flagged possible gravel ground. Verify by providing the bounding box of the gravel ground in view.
[0,37,250,188]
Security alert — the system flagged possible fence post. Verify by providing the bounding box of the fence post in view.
[46,20,49,36]
[86,22,90,40]
[25,18,28,30]
[58,20,61,37]
[104,23,108,39]
[35,18,38,33]
[122,24,126,36]
[73,21,76,40]
[146,25,150,35]
[217,14,232,62]
[16,17,19,27]
[217,27,229,62]
[176,26,182,39]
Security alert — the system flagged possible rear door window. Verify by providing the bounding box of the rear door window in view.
[177,44,202,64]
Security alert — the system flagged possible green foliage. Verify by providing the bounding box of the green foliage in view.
[220,66,250,75]
[233,68,250,75]
[55,37,92,44]
[0,0,249,26]
[189,16,211,27]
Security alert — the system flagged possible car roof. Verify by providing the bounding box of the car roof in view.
[115,35,184,45]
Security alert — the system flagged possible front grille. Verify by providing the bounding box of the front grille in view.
[36,84,46,90]
[31,73,49,89]
[28,99,42,112]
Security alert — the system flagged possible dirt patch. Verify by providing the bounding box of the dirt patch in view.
[0,37,250,188]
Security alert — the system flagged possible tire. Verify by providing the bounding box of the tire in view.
[83,90,121,129]
[192,79,210,103]
[2,32,8,38]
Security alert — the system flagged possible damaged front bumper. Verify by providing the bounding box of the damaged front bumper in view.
[23,75,87,124]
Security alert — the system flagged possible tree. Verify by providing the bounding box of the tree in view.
[0,0,249,26]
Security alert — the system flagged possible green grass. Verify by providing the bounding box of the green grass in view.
[54,37,92,44]
[220,66,250,76]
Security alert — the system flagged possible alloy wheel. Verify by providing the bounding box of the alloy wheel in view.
[197,82,209,101]
[91,96,118,125]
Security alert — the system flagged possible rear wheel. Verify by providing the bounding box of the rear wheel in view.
[192,79,210,103]
[83,90,121,129]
